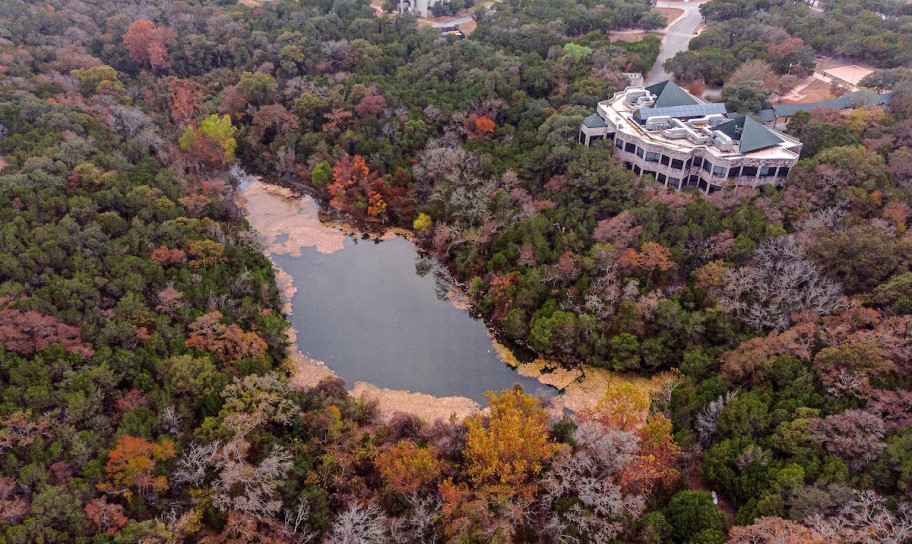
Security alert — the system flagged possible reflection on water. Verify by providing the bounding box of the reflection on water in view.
[237,175,553,404]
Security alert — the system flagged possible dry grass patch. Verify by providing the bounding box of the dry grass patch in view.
[653,7,685,25]
[237,180,346,255]
[351,382,480,423]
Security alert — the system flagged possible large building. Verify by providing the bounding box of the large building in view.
[579,81,803,194]
[399,0,442,17]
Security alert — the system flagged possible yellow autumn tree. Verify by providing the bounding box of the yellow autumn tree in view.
[464,388,557,499]
[591,381,651,432]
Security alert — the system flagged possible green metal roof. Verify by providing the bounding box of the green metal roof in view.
[772,89,893,118]
[756,109,777,123]
[582,113,609,128]
[633,102,727,123]
[711,117,744,140]
[645,80,701,108]
[738,115,784,154]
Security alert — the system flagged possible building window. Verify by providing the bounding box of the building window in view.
[633,165,641,175]
[759,166,775,176]
[579,132,586,144]
[713,165,726,177]
[615,138,623,149]
[669,177,680,187]
[645,151,660,162]
[728,166,741,178]
[671,159,684,170]
[660,155,670,166]
[644,170,656,180]
[742,166,758,177]
[693,157,703,167]
[636,147,645,158]
[625,142,636,153]
[702,160,712,173]
[657,173,667,183]
[778,166,790,177]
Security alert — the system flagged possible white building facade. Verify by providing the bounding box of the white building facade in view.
[579,81,803,194]
[399,0,441,17]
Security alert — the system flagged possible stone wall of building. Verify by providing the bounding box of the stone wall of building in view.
[609,131,798,194]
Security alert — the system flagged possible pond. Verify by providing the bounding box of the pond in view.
[236,173,553,404]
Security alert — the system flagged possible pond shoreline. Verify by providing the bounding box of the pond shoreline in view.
[233,170,658,421]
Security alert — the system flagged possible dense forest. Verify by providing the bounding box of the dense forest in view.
[1,0,912,542]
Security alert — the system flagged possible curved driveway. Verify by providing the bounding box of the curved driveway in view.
[645,0,709,85]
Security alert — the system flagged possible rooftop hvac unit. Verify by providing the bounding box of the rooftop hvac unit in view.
[686,132,712,145]
[626,88,649,105]
[713,132,734,151]
[687,114,727,128]
[645,115,673,130]
[662,127,689,139]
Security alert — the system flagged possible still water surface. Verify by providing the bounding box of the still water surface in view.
[240,176,551,403]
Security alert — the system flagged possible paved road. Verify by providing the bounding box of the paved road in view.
[432,14,473,27]
[645,0,709,85]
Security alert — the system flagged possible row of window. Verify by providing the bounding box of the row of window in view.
[628,162,787,192]
[615,137,790,179]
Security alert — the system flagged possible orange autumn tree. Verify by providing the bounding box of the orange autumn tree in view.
[376,441,442,496]
[185,311,267,367]
[465,114,495,140]
[621,413,682,494]
[622,242,676,287]
[169,79,205,127]
[464,388,558,499]
[328,154,372,212]
[97,435,175,501]
[328,154,398,219]
[622,242,676,274]
[123,19,176,70]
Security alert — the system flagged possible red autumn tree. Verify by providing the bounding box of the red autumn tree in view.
[149,246,186,267]
[169,79,205,127]
[123,19,176,70]
[0,309,93,357]
[0,477,29,524]
[728,516,827,543]
[321,108,353,135]
[114,389,148,415]
[85,498,128,535]
[354,94,387,117]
